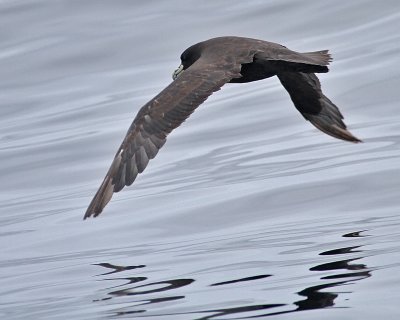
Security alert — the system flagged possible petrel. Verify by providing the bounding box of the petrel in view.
[84,36,361,219]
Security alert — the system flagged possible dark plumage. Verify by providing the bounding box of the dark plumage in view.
[84,36,361,219]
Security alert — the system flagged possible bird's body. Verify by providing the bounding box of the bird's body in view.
[84,36,360,219]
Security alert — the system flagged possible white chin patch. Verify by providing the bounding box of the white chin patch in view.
[172,64,184,80]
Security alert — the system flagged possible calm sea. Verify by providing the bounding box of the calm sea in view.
[1,1,400,319]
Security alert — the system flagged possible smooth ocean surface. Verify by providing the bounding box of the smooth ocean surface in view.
[1,1,400,319]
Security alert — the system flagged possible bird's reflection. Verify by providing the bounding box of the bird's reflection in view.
[294,257,369,311]
[94,262,146,276]
[93,230,371,318]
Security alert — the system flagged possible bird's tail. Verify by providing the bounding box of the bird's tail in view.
[300,50,332,66]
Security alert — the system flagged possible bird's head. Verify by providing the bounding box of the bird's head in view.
[172,43,202,80]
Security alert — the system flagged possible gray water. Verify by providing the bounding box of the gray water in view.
[1,1,400,319]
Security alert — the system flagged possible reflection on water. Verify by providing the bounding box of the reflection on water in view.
[210,274,272,287]
[95,263,146,275]
[95,231,371,318]
[108,279,195,297]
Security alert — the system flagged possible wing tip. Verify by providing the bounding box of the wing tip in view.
[83,152,124,220]
[83,200,104,220]
[83,207,101,220]
[83,176,115,220]
[332,124,363,143]
[309,118,362,143]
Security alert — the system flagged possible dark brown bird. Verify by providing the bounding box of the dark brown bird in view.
[84,36,361,219]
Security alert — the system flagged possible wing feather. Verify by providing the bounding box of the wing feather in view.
[277,72,361,143]
[84,61,244,219]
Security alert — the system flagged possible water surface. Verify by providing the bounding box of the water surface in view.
[1,1,400,319]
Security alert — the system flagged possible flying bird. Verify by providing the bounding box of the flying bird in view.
[84,36,361,219]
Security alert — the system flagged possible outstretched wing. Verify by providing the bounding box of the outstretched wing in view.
[84,59,245,219]
[277,72,361,143]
